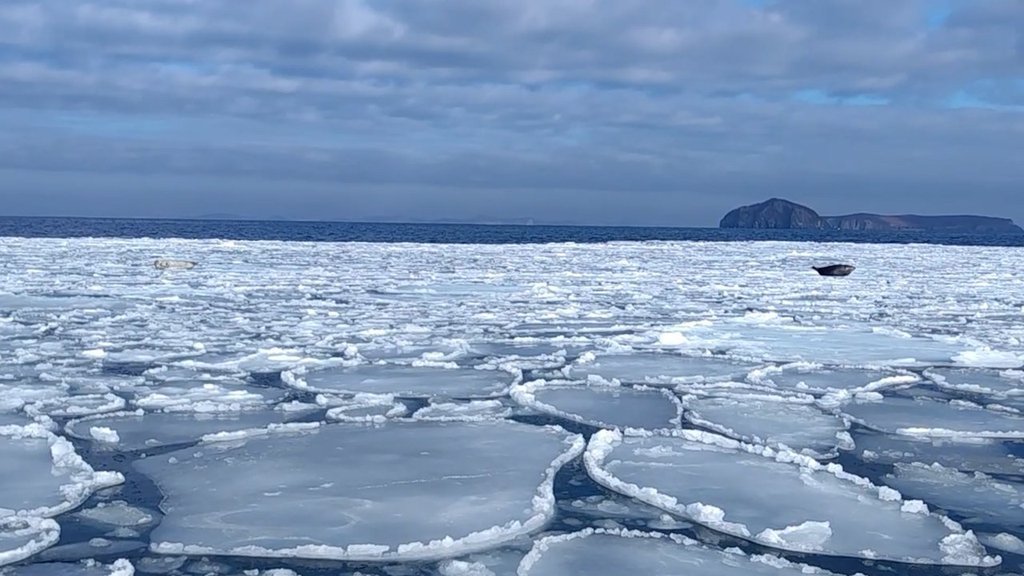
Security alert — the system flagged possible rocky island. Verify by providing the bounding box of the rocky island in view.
[720,198,1023,233]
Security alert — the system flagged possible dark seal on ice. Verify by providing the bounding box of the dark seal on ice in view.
[813,264,855,277]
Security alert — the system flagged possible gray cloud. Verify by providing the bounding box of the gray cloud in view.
[0,0,1021,225]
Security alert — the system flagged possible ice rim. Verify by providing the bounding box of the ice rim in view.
[0,423,124,567]
[583,428,1001,567]
[0,516,61,568]
[509,379,683,431]
[148,424,586,562]
[517,527,845,576]
[0,423,125,519]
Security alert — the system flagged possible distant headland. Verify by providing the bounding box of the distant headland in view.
[720,198,1023,234]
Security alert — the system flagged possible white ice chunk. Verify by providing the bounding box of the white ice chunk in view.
[0,558,135,575]
[980,532,1024,555]
[73,501,156,528]
[133,383,284,413]
[0,517,60,569]
[518,528,846,576]
[843,395,1024,439]
[25,394,126,418]
[136,421,583,561]
[680,393,850,459]
[565,354,755,385]
[511,380,681,430]
[885,462,1024,528]
[584,429,996,565]
[412,400,512,422]
[285,365,515,398]
[325,395,408,424]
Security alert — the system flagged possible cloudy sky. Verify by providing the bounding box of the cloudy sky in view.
[0,0,1021,226]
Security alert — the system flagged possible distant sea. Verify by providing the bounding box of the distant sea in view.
[2,216,1023,247]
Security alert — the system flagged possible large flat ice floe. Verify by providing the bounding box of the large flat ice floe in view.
[563,353,756,385]
[135,421,583,561]
[842,395,1024,439]
[678,393,852,458]
[284,364,516,398]
[510,380,681,430]
[65,410,307,451]
[885,462,1024,528]
[518,529,845,576]
[584,429,997,566]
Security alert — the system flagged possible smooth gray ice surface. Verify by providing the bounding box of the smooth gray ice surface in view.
[135,421,582,561]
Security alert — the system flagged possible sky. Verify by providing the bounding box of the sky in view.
[0,0,1021,227]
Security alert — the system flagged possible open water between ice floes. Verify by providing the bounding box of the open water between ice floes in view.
[2,237,1024,575]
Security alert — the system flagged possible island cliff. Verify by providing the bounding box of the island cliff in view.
[720,199,1023,233]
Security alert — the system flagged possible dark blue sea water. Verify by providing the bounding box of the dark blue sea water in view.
[2,216,1023,246]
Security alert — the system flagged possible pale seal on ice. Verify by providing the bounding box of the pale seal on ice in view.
[154,259,197,270]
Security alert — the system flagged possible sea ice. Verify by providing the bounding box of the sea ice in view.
[518,529,845,576]
[564,353,755,385]
[748,363,913,396]
[0,423,123,518]
[412,400,512,422]
[284,364,515,398]
[0,517,60,568]
[679,393,851,458]
[926,368,1024,397]
[511,380,681,430]
[135,421,583,561]
[24,394,126,418]
[584,429,996,565]
[132,383,284,413]
[0,558,135,575]
[854,432,1024,475]
[66,411,298,451]
[73,501,156,528]
[885,462,1024,528]
[842,395,1024,439]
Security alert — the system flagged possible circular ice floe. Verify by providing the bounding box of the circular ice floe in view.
[135,421,584,562]
[748,363,914,396]
[132,383,285,413]
[885,462,1024,529]
[679,393,851,459]
[0,517,60,568]
[583,429,998,566]
[66,410,307,451]
[511,380,681,431]
[842,395,1024,440]
[0,424,124,519]
[284,364,516,399]
[854,432,1024,476]
[518,528,845,576]
[926,368,1024,398]
[25,394,126,419]
[564,353,755,386]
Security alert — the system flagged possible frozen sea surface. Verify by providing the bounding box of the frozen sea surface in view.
[1,236,1024,575]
